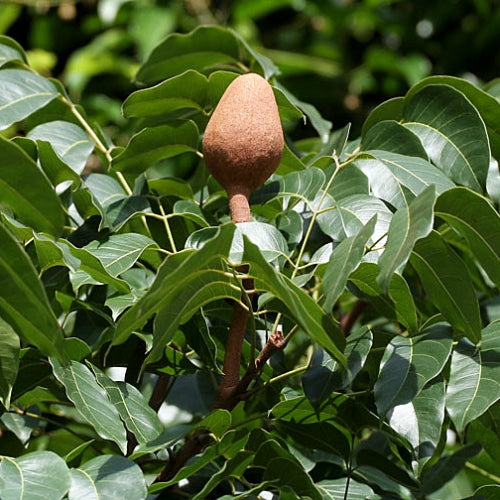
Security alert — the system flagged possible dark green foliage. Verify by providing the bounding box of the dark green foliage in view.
[0,16,499,500]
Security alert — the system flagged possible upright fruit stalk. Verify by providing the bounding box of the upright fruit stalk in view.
[203,73,284,408]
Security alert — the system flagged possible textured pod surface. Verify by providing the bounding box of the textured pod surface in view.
[203,73,284,199]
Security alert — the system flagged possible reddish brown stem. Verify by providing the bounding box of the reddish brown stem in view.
[340,300,367,336]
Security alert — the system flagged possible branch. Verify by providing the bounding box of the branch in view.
[340,300,367,336]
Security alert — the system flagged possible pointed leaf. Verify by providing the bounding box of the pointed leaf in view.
[420,442,482,496]
[404,84,489,192]
[27,120,94,175]
[362,120,428,158]
[348,262,418,334]
[112,121,199,174]
[262,457,322,500]
[0,36,27,67]
[446,321,500,433]
[318,478,381,500]
[91,365,163,445]
[68,455,147,500]
[0,135,65,235]
[0,69,59,130]
[354,150,454,209]
[0,451,70,500]
[302,327,372,406]
[80,233,158,277]
[0,317,19,408]
[243,238,346,366]
[316,193,392,248]
[435,187,500,289]
[123,69,208,119]
[410,231,482,343]
[387,376,446,475]
[375,324,453,417]
[0,223,66,359]
[322,217,376,311]
[377,184,436,290]
[136,25,242,84]
[113,224,238,349]
[50,358,128,454]
[407,75,500,160]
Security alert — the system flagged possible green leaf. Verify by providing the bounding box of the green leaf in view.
[361,96,404,137]
[0,451,70,500]
[112,121,199,174]
[0,69,59,130]
[377,184,436,290]
[68,455,147,500]
[420,442,482,496]
[123,69,208,119]
[322,217,376,311]
[91,365,163,446]
[407,75,500,160]
[27,120,94,175]
[191,451,254,500]
[153,429,250,489]
[50,358,128,454]
[317,478,381,500]
[387,376,446,475]
[362,120,428,158]
[1,407,39,444]
[275,420,350,461]
[0,223,66,359]
[78,233,158,277]
[243,238,346,366]
[136,25,242,84]
[0,135,65,235]
[262,457,322,500]
[316,193,392,249]
[446,321,500,434]
[374,324,453,417]
[276,83,332,142]
[0,317,19,408]
[279,167,326,205]
[435,187,500,289]
[403,84,490,192]
[410,231,482,343]
[349,262,418,333]
[0,35,27,68]
[187,221,288,263]
[474,485,500,500]
[354,150,454,209]
[303,327,372,406]
[113,225,240,360]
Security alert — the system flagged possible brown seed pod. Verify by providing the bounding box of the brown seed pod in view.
[203,73,284,222]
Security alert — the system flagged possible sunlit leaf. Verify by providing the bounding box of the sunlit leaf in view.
[446,321,500,434]
[322,217,376,311]
[410,231,482,343]
[0,223,66,359]
[377,184,436,290]
[50,358,128,454]
[91,365,163,446]
[435,187,500,289]
[354,150,454,209]
[0,317,19,408]
[27,120,94,175]
[0,451,70,500]
[404,84,490,192]
[68,455,147,500]
[375,323,453,417]
[0,69,59,130]
[112,121,199,174]
[0,135,65,235]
